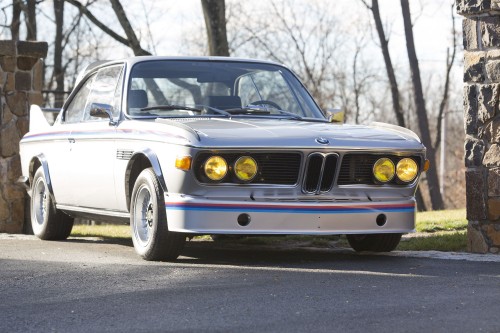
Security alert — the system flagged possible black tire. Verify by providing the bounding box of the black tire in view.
[31,167,74,240]
[346,233,402,252]
[130,168,186,261]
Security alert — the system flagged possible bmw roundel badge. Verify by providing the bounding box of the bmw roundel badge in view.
[315,137,329,145]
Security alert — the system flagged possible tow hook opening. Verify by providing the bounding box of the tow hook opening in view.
[237,213,251,227]
[376,214,387,227]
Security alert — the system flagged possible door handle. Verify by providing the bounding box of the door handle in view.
[68,138,75,143]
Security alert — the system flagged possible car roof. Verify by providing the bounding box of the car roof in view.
[74,56,285,86]
[90,56,283,72]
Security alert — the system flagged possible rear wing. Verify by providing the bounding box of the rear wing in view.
[29,105,60,131]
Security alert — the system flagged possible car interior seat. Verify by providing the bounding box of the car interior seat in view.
[207,96,242,110]
[128,89,148,110]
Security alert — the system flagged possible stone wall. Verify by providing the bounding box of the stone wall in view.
[0,41,47,233]
[458,0,500,253]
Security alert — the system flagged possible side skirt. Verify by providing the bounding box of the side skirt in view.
[57,205,129,224]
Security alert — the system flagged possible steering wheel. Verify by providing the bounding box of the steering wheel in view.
[249,100,282,110]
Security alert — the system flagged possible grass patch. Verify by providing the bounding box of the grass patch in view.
[397,231,467,252]
[416,208,466,233]
[71,224,130,239]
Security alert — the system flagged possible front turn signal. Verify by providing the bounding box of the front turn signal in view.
[175,156,192,171]
[423,159,430,172]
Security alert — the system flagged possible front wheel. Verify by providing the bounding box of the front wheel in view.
[130,168,185,261]
[346,233,402,252]
[31,167,74,240]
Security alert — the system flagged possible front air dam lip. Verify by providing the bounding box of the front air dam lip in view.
[164,195,416,235]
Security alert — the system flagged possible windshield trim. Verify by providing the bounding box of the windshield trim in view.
[126,113,329,123]
[124,59,328,121]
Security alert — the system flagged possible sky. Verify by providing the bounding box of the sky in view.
[123,0,463,98]
[0,0,462,110]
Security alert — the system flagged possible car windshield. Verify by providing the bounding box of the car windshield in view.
[127,60,326,121]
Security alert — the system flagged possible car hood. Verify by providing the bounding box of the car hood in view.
[151,117,424,150]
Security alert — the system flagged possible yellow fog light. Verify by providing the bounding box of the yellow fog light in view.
[175,156,192,171]
[234,156,258,181]
[204,156,227,181]
[373,158,395,183]
[396,158,418,182]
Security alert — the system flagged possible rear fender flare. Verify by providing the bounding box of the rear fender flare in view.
[29,154,54,199]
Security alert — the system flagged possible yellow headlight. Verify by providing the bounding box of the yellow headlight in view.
[396,158,418,182]
[234,156,258,181]
[373,158,395,183]
[204,156,227,181]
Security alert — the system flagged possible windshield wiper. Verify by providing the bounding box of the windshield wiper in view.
[141,104,231,116]
[141,105,203,112]
[224,107,303,120]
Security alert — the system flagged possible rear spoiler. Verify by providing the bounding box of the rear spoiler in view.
[29,105,59,131]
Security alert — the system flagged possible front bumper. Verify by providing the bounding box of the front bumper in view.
[165,195,416,235]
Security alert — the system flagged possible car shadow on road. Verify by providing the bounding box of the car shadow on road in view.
[66,236,133,247]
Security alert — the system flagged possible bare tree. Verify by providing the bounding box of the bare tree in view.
[11,0,21,40]
[361,0,405,128]
[53,0,65,107]
[201,0,229,56]
[434,2,457,151]
[400,0,444,210]
[361,0,427,210]
[26,0,36,40]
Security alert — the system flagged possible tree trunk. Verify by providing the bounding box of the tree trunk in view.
[369,0,405,128]
[400,0,444,210]
[26,0,37,40]
[11,0,21,40]
[54,0,65,108]
[201,0,230,56]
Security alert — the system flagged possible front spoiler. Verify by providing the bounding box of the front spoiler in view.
[165,195,416,235]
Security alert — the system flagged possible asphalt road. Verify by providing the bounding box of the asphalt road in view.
[1,235,499,333]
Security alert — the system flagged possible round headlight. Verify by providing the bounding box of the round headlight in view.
[373,158,395,183]
[396,158,418,182]
[204,156,227,181]
[234,156,258,181]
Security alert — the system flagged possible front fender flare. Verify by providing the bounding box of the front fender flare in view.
[125,149,167,210]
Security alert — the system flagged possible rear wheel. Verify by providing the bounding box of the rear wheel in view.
[346,233,402,252]
[130,168,185,261]
[31,167,74,240]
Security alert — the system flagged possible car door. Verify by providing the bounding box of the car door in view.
[48,73,95,205]
[61,65,124,210]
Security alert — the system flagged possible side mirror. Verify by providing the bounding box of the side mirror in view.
[325,108,345,123]
[89,103,116,125]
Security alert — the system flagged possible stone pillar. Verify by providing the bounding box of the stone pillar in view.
[0,41,47,233]
[458,1,500,253]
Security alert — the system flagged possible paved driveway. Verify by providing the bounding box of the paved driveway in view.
[1,235,499,332]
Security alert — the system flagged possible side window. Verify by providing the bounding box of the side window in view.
[85,65,124,121]
[64,74,95,124]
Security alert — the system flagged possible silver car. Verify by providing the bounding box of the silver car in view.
[19,56,427,261]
